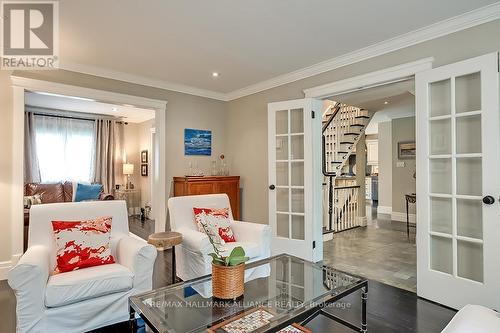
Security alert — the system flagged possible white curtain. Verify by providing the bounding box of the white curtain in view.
[34,115,96,183]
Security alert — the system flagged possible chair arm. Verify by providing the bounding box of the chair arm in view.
[8,245,50,331]
[176,227,213,255]
[231,221,271,255]
[116,236,157,292]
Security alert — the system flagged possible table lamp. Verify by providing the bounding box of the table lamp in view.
[123,163,134,189]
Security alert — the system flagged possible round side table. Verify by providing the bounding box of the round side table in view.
[148,231,182,284]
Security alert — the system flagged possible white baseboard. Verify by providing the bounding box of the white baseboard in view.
[357,216,368,227]
[377,205,392,215]
[323,232,334,242]
[391,211,416,223]
[0,253,22,281]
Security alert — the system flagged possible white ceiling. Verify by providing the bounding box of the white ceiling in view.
[363,92,416,135]
[57,0,499,98]
[334,79,415,111]
[332,80,416,135]
[25,91,155,123]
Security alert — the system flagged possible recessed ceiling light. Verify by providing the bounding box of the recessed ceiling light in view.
[212,72,219,78]
[384,101,389,105]
[111,107,118,112]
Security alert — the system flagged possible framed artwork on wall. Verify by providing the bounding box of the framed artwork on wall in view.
[184,128,212,156]
[398,141,416,159]
[141,150,148,163]
[141,164,148,176]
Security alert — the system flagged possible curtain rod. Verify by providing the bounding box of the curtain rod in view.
[25,105,128,124]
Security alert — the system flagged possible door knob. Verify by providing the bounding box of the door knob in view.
[269,185,276,190]
[482,195,495,205]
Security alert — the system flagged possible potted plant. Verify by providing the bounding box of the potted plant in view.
[200,221,249,300]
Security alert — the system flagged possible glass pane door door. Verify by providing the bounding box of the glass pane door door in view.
[268,99,323,262]
[416,52,500,310]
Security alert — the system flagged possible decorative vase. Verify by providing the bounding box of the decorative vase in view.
[211,263,245,300]
[211,160,218,176]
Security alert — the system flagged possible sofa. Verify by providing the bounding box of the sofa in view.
[23,181,114,250]
[167,193,271,281]
[8,200,157,333]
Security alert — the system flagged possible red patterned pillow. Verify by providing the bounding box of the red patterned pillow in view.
[193,207,236,244]
[51,216,115,273]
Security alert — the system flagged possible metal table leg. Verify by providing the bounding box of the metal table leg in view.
[406,197,410,238]
[172,245,176,284]
[361,284,368,333]
[129,306,136,332]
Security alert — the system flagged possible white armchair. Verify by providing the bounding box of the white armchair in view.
[168,194,271,281]
[441,304,500,333]
[8,200,157,333]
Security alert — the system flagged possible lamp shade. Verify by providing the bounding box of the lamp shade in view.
[123,163,134,175]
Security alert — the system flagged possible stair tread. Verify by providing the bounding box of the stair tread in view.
[351,124,365,127]
[340,141,354,144]
[355,115,370,119]
[344,133,359,135]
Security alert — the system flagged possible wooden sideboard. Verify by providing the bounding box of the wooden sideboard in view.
[173,176,240,220]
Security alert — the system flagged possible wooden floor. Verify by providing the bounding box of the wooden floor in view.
[0,215,456,333]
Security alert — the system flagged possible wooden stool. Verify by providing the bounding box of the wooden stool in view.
[148,231,182,284]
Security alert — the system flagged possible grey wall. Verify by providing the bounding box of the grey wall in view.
[137,119,155,209]
[377,121,392,211]
[122,123,141,186]
[227,20,500,224]
[0,70,14,261]
[355,134,366,219]
[392,117,417,214]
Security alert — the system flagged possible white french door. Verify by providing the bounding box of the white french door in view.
[268,98,323,262]
[416,52,500,310]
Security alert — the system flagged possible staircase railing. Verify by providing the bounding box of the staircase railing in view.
[322,103,341,233]
[334,185,360,232]
[322,102,370,234]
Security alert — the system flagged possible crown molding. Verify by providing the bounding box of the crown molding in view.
[225,2,500,101]
[303,57,433,98]
[58,61,229,101]
[56,2,500,102]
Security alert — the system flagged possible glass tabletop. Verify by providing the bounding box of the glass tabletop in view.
[130,254,364,333]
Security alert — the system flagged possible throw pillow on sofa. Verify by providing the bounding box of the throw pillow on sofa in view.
[23,194,43,208]
[193,207,236,245]
[74,183,103,202]
[51,216,115,273]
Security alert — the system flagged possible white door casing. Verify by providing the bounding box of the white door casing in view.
[268,98,323,262]
[416,52,500,310]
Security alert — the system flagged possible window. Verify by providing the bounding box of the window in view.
[34,115,95,183]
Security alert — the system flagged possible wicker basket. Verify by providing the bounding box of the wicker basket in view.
[212,263,245,300]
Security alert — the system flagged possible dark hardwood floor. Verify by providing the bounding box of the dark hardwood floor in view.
[128,215,155,241]
[0,216,456,333]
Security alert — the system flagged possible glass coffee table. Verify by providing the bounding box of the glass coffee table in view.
[129,254,368,333]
